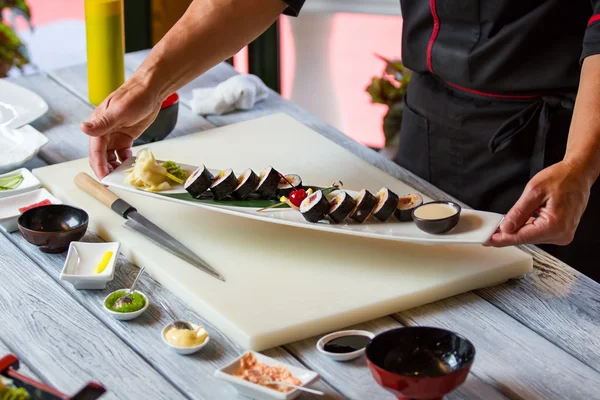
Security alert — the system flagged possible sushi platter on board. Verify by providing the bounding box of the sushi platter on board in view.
[100,155,504,245]
[32,113,532,350]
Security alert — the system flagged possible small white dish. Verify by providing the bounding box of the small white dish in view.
[0,79,49,129]
[316,330,375,362]
[0,125,49,174]
[161,322,210,355]
[0,188,62,232]
[103,289,150,321]
[0,168,41,199]
[215,351,320,400]
[60,241,120,290]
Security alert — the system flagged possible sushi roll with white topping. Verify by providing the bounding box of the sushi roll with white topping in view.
[277,174,303,197]
[210,169,237,200]
[255,166,281,199]
[349,189,377,223]
[372,187,399,222]
[395,193,423,221]
[300,190,329,223]
[328,191,356,224]
[232,169,259,200]
[184,165,214,198]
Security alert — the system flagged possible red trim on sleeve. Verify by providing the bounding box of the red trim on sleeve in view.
[445,81,540,99]
[589,14,600,26]
[427,0,440,73]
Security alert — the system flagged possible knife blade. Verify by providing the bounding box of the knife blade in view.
[74,172,225,282]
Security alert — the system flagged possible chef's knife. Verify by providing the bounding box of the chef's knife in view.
[74,172,225,282]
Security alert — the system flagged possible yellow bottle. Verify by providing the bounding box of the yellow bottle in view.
[85,0,125,106]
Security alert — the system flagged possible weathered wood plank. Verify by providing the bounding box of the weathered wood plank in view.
[3,231,343,400]
[396,292,600,400]
[285,317,508,400]
[0,234,185,400]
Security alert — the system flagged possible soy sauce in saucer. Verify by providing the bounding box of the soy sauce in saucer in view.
[323,335,372,354]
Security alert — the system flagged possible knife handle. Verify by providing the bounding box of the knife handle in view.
[74,172,136,218]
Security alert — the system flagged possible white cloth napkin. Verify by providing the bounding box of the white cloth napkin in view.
[190,74,269,115]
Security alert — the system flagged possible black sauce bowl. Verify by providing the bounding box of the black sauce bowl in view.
[366,326,476,400]
[412,201,461,234]
[18,205,89,253]
[135,93,179,145]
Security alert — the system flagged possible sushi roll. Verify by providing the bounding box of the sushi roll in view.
[210,169,237,200]
[328,191,356,224]
[299,190,329,223]
[394,193,424,221]
[184,165,214,198]
[371,187,400,222]
[255,166,281,199]
[232,169,259,200]
[349,189,377,223]
[277,174,303,197]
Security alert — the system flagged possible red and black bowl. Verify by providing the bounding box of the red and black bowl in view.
[365,327,475,400]
[136,92,179,145]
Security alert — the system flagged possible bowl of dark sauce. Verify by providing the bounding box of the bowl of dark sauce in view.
[18,205,89,253]
[365,326,475,400]
[317,330,375,361]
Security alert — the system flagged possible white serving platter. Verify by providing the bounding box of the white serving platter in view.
[0,168,42,199]
[0,79,49,129]
[0,125,49,173]
[0,188,62,232]
[101,157,504,245]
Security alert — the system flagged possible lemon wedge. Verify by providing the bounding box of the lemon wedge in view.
[94,251,114,274]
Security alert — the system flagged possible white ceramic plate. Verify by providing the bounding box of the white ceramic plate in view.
[60,241,120,290]
[0,125,49,173]
[101,157,504,245]
[0,188,62,232]
[0,168,42,199]
[0,80,49,129]
[214,351,320,400]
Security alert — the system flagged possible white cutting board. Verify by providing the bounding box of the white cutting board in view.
[33,113,533,351]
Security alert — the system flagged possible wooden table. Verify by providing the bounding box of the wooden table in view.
[2,50,600,400]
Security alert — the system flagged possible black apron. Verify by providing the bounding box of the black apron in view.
[395,72,600,282]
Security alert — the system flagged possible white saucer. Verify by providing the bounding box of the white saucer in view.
[316,330,375,362]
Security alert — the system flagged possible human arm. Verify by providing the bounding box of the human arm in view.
[81,0,294,178]
[488,54,600,247]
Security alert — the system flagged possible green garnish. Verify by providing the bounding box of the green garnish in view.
[162,161,187,182]
[104,291,146,313]
[0,174,24,191]
[0,377,30,400]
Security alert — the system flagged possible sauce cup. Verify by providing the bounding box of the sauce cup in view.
[412,201,461,234]
[161,322,210,355]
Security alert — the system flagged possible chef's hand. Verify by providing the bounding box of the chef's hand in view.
[81,75,162,178]
[487,161,591,247]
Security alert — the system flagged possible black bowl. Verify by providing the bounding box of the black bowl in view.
[18,205,89,253]
[366,327,475,400]
[412,201,461,234]
[135,93,179,145]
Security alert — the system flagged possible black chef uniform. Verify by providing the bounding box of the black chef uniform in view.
[283,0,600,282]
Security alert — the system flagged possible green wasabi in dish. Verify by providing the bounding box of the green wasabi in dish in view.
[162,161,187,182]
[104,291,146,313]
